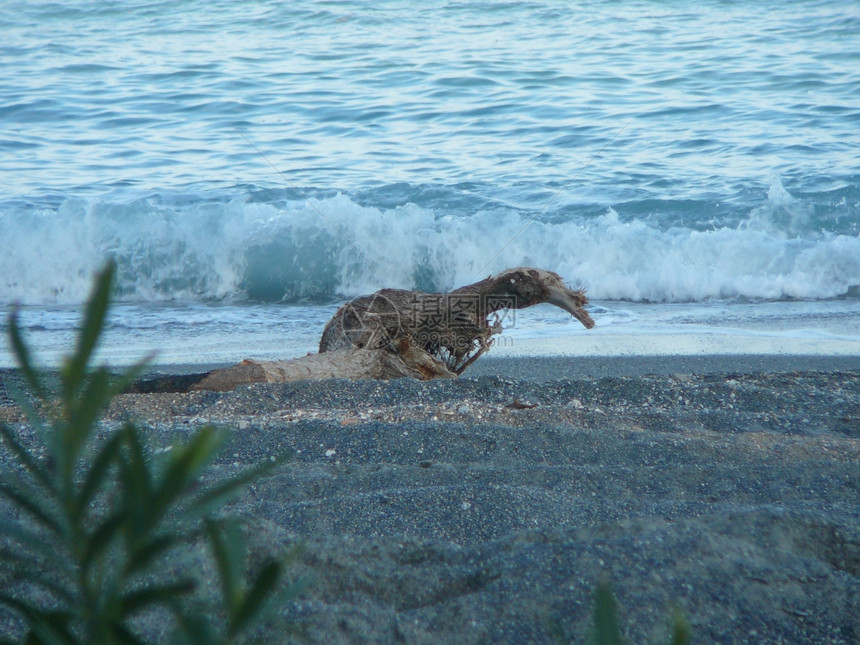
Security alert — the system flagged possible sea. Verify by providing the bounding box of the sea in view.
[2,0,859,368]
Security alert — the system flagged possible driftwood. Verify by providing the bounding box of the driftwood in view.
[320,267,594,374]
[126,342,456,394]
[126,267,594,393]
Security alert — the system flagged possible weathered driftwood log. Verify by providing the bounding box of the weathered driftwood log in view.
[193,343,454,391]
[126,342,455,393]
[126,267,594,393]
[320,267,594,374]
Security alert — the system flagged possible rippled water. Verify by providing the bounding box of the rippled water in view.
[1,1,859,365]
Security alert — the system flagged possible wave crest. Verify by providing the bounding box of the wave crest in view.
[1,185,857,305]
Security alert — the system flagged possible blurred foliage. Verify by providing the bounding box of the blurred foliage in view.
[0,262,297,644]
[585,581,689,645]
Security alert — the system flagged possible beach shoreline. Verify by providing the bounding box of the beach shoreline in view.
[1,356,858,642]
[62,352,857,381]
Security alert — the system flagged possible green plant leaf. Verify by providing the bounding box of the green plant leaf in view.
[171,610,218,645]
[666,606,691,645]
[29,610,79,645]
[108,355,154,399]
[79,510,126,575]
[118,424,154,536]
[0,478,62,536]
[189,451,290,516]
[60,367,113,481]
[228,560,283,639]
[0,594,76,645]
[206,518,245,614]
[6,307,47,401]
[120,579,197,616]
[73,430,124,523]
[0,549,74,603]
[147,426,228,526]
[588,582,623,645]
[123,532,184,579]
[0,523,73,580]
[1,261,302,644]
[61,262,115,402]
[108,623,149,645]
[73,364,114,414]
[0,423,55,494]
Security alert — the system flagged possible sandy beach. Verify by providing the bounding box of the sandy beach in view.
[1,354,858,643]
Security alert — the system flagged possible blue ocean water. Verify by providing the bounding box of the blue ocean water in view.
[1,1,859,365]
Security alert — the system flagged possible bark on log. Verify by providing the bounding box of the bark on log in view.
[126,344,455,393]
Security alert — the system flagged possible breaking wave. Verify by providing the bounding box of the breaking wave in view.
[1,178,858,306]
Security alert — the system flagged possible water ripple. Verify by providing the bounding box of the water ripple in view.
[0,1,858,289]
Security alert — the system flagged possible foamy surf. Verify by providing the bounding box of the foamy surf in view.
[1,177,857,307]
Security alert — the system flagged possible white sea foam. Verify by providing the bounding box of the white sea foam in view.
[1,181,858,307]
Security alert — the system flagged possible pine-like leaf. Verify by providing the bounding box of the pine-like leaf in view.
[1,261,300,644]
[124,532,183,579]
[0,423,54,493]
[666,606,691,645]
[0,595,76,645]
[205,518,245,613]
[73,431,124,523]
[0,478,62,536]
[0,522,72,579]
[60,367,113,481]
[117,424,154,538]
[62,262,115,402]
[80,510,126,575]
[589,582,623,645]
[6,308,47,401]
[120,580,196,616]
[189,451,290,516]
[228,560,283,639]
[0,547,74,602]
[171,610,218,645]
[147,426,227,526]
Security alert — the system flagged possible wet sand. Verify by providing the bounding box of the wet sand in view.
[1,355,858,643]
